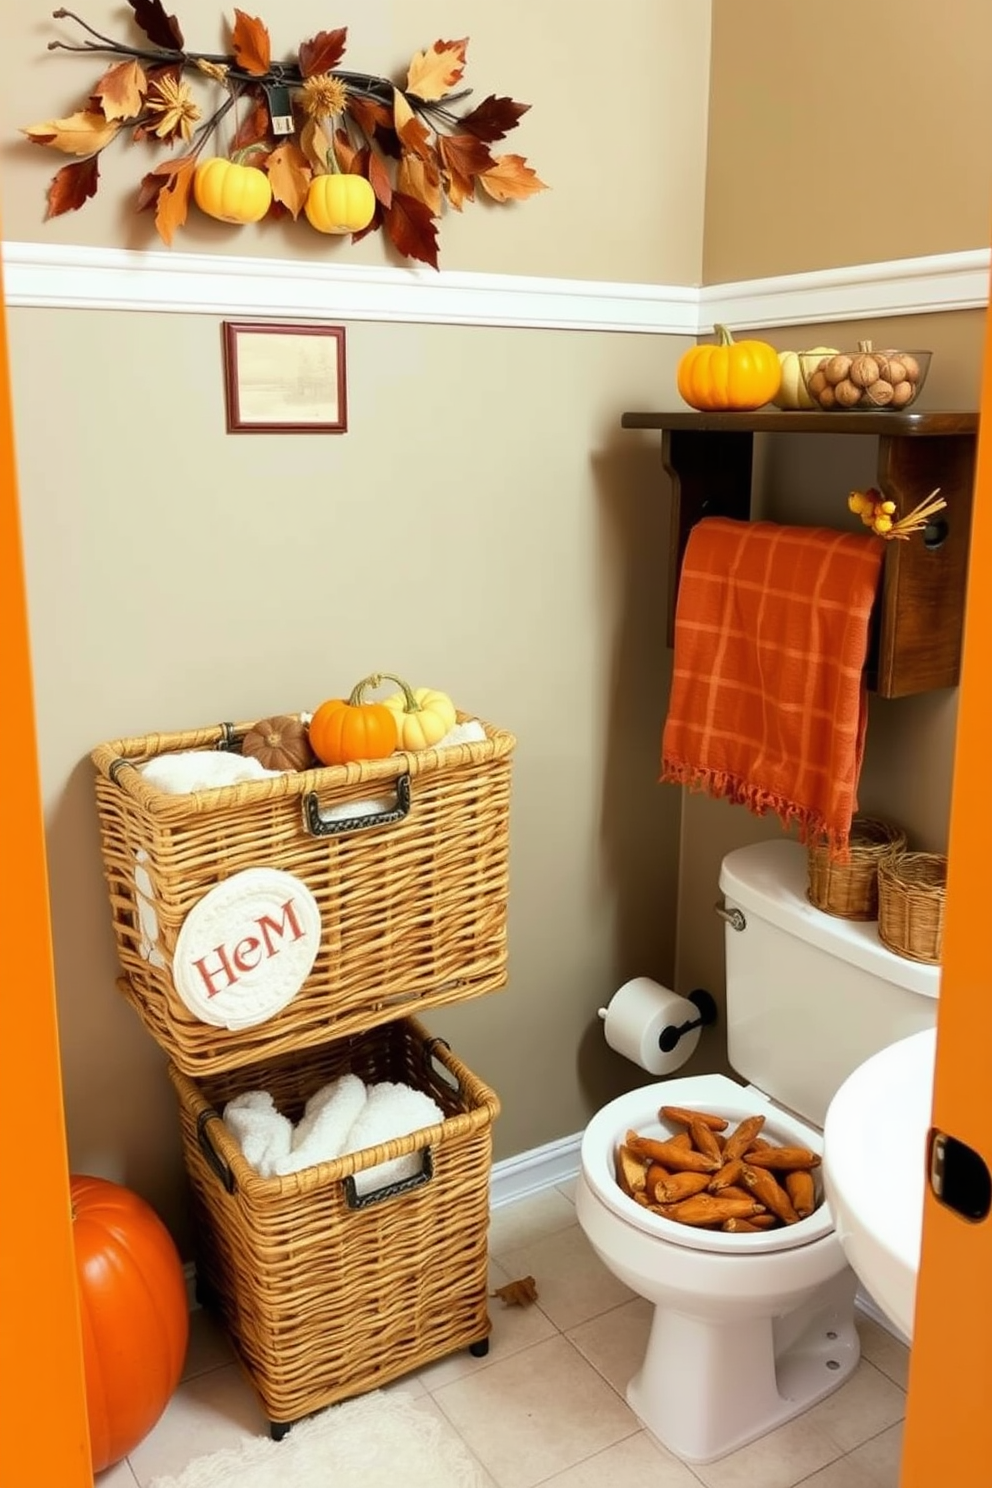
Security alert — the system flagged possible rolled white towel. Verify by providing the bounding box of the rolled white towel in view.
[343,1081,445,1196]
[222,1090,293,1179]
[273,1073,368,1177]
[434,719,487,749]
[140,749,284,794]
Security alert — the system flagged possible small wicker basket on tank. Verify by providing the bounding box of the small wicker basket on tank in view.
[877,851,947,965]
[807,816,907,920]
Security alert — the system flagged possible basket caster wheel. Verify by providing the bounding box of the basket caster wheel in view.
[269,1420,292,1442]
[468,1338,490,1358]
[194,1277,215,1310]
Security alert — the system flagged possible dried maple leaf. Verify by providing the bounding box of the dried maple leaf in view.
[478,154,548,203]
[346,95,394,138]
[459,94,530,143]
[231,9,271,77]
[331,126,357,173]
[406,38,468,101]
[45,156,100,218]
[367,150,393,209]
[396,151,441,215]
[22,111,121,156]
[383,190,439,269]
[492,1276,539,1307]
[265,141,311,219]
[299,28,348,78]
[230,87,272,153]
[392,90,434,162]
[438,133,496,210]
[298,118,334,174]
[91,60,147,122]
[127,0,184,50]
[137,155,196,244]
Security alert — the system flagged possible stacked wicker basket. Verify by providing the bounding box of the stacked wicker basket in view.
[91,711,515,1437]
[807,815,947,964]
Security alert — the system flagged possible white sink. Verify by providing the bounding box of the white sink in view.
[823,1027,936,1341]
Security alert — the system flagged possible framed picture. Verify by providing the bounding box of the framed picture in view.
[222,321,348,434]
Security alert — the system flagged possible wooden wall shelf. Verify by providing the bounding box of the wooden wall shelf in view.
[621,409,979,698]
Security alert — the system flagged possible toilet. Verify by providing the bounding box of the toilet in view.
[576,838,939,1464]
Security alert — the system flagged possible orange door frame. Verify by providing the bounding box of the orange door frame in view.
[900,289,992,1480]
[0,210,92,1483]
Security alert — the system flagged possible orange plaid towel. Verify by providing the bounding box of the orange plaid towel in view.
[661,517,884,856]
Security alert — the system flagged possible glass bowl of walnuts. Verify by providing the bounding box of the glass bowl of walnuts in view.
[799,344,931,411]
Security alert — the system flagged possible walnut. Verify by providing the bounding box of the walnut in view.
[834,378,864,407]
[823,354,852,385]
[849,354,880,389]
[867,379,895,406]
[901,353,921,383]
[890,380,915,407]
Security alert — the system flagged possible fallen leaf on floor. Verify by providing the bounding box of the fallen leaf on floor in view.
[491,1275,538,1307]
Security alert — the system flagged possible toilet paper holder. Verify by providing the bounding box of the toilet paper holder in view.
[658,988,718,1053]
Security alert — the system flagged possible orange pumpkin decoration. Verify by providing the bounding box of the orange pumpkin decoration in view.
[676,323,782,411]
[71,1175,189,1473]
[309,673,399,766]
[192,156,272,224]
[304,173,376,235]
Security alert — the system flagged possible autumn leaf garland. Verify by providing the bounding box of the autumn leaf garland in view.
[21,3,548,266]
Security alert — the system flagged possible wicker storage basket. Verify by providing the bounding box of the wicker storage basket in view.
[170,1017,499,1432]
[92,715,514,1075]
[877,852,947,965]
[807,816,907,920]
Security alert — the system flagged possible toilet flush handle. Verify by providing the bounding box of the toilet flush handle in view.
[714,901,746,932]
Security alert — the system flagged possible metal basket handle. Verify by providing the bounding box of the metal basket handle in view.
[343,1148,434,1209]
[197,1108,236,1194]
[303,773,411,837]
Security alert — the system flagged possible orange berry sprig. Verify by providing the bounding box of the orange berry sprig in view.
[847,486,946,540]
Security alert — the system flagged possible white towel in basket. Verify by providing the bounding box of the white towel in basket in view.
[273,1074,368,1177]
[223,1078,444,1190]
[344,1081,446,1197]
[139,750,283,793]
[222,1090,293,1178]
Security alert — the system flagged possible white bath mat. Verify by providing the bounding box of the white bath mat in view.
[148,1388,488,1488]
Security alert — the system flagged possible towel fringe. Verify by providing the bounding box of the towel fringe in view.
[660,760,853,858]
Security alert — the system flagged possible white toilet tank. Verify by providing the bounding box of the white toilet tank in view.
[719,839,940,1128]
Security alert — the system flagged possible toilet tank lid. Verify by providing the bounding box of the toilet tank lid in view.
[719,840,940,999]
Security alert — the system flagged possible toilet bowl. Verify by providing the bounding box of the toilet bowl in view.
[577,1072,859,1464]
[577,839,940,1465]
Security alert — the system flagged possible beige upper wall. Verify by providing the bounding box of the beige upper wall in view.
[0,0,711,284]
[704,0,992,282]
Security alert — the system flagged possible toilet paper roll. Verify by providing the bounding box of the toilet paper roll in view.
[598,978,702,1076]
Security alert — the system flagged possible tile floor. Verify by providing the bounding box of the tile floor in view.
[97,1181,909,1488]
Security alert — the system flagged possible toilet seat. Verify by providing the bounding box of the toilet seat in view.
[581,1071,834,1255]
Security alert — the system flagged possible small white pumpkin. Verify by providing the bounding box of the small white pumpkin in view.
[773,346,839,410]
[382,680,457,750]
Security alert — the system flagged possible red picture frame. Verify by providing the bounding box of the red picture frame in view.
[222,321,348,434]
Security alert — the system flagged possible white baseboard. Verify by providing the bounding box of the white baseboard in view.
[3,240,987,334]
[854,1287,912,1347]
[489,1131,583,1209]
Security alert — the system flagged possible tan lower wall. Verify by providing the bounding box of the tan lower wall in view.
[11,305,685,1251]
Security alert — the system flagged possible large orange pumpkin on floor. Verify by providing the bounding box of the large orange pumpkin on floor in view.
[71,1175,189,1473]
